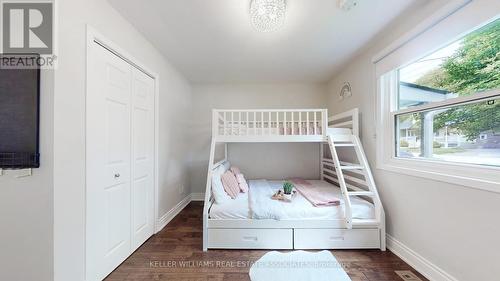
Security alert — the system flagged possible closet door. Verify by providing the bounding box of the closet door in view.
[86,42,132,281]
[130,67,155,251]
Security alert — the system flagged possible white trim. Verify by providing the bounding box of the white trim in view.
[386,235,459,281]
[190,193,205,201]
[393,89,499,116]
[155,193,214,232]
[156,194,192,232]
[372,0,472,63]
[379,159,500,194]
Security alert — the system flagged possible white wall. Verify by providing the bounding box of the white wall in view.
[189,83,328,193]
[0,70,54,281]
[228,143,321,180]
[326,1,500,280]
[54,0,192,280]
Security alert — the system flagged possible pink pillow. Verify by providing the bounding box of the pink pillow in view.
[230,166,241,175]
[221,171,240,199]
[236,174,249,193]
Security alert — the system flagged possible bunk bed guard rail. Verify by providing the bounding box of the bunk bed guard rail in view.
[213,109,328,138]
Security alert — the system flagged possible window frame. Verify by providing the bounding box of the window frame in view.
[377,70,500,193]
[374,0,500,193]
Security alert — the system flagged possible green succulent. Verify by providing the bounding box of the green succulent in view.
[283,182,294,195]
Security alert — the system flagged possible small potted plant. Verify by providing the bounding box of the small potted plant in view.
[282,182,294,201]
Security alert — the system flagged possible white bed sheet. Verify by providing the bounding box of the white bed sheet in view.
[209,180,374,220]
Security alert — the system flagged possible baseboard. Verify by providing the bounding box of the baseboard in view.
[386,234,458,281]
[191,193,205,201]
[156,194,192,233]
[156,193,206,232]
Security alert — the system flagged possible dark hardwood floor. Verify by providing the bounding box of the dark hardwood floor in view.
[105,202,427,281]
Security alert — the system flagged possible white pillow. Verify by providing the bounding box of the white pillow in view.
[211,164,231,204]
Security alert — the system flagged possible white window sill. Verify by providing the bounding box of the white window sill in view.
[377,157,500,194]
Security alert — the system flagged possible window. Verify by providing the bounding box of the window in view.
[394,18,500,167]
[375,5,500,192]
[396,98,500,166]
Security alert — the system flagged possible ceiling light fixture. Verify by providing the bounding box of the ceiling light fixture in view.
[250,0,286,32]
[337,0,358,11]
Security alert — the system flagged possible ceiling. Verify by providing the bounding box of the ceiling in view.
[108,0,422,83]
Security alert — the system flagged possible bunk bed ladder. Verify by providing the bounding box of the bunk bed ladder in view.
[327,134,382,229]
[326,135,353,228]
[351,135,383,227]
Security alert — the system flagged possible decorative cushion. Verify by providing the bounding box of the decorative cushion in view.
[230,166,241,175]
[236,173,249,193]
[221,170,240,199]
[211,165,231,204]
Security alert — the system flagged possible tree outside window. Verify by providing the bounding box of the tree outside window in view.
[396,18,500,166]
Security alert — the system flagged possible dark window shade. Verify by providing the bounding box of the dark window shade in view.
[0,55,40,168]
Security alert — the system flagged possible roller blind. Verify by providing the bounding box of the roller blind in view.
[374,0,500,77]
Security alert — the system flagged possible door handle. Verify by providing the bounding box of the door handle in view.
[329,236,345,241]
[114,173,121,178]
[242,236,258,242]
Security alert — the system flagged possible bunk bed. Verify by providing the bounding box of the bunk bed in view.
[203,108,385,251]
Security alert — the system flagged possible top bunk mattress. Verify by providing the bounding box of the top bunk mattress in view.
[209,180,374,220]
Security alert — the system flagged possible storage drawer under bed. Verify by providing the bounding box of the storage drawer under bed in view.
[208,228,293,249]
[294,228,380,249]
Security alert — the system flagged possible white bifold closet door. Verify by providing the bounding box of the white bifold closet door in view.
[86,41,155,281]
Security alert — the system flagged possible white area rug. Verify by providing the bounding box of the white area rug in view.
[249,250,351,281]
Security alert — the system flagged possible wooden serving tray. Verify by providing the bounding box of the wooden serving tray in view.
[271,190,297,202]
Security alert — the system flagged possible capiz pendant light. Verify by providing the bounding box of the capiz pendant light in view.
[250,0,286,32]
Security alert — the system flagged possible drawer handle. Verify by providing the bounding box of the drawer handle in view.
[242,236,258,242]
[329,236,345,241]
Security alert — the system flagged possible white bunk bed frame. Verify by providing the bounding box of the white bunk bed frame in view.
[203,108,386,251]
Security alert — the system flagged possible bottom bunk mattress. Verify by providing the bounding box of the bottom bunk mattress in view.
[209,180,374,220]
